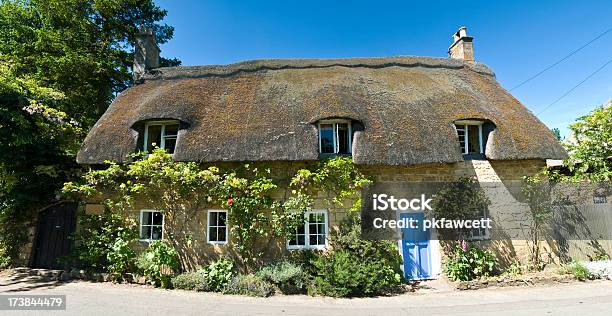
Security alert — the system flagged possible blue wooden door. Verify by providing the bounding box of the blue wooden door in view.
[400,212,432,280]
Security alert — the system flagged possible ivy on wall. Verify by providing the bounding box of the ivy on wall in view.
[63,149,371,271]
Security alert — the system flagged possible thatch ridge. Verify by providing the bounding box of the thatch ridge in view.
[144,56,494,80]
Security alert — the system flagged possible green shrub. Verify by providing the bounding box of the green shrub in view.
[329,215,403,271]
[303,215,402,297]
[225,274,274,297]
[136,240,180,288]
[0,244,10,269]
[171,270,209,291]
[445,243,497,281]
[201,257,234,292]
[559,260,592,281]
[310,250,401,297]
[287,249,321,277]
[256,260,306,294]
[72,210,137,271]
[171,258,235,292]
[106,237,136,281]
[502,260,523,277]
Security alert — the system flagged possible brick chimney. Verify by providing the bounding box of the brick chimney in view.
[133,26,160,81]
[448,27,474,62]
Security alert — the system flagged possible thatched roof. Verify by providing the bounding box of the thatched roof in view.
[77,56,567,165]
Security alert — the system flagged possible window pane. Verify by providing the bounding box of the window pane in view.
[309,223,318,235]
[209,212,218,226]
[218,212,227,226]
[297,235,305,245]
[163,137,177,154]
[309,235,318,246]
[455,125,466,153]
[319,124,334,154]
[467,125,480,154]
[152,226,163,240]
[142,212,152,225]
[296,224,305,235]
[209,227,217,241]
[140,226,151,240]
[164,124,179,136]
[317,234,325,245]
[152,212,163,225]
[309,213,324,223]
[337,123,349,154]
[146,125,162,150]
[218,227,227,242]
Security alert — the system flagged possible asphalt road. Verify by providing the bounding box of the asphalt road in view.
[1,270,611,315]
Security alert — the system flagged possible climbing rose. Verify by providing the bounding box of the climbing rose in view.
[461,240,468,252]
[227,198,233,206]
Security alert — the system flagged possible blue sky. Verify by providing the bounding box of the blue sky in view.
[155,0,612,138]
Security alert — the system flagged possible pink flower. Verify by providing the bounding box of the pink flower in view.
[461,240,468,252]
[227,198,233,206]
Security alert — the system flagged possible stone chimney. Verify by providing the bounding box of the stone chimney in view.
[448,27,474,62]
[133,26,160,81]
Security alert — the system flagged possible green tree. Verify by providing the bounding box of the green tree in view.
[551,128,562,141]
[0,0,178,266]
[565,103,611,180]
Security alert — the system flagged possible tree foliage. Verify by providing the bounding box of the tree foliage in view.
[551,128,562,141]
[0,0,177,266]
[565,104,612,181]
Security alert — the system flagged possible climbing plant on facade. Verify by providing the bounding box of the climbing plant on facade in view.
[64,150,372,272]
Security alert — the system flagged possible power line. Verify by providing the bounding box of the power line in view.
[536,56,612,115]
[510,26,612,91]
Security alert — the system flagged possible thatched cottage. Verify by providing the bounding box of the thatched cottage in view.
[74,27,567,279]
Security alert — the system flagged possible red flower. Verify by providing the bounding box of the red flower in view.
[227,198,233,206]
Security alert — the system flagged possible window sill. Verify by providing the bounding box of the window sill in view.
[142,152,175,157]
[207,241,228,245]
[318,153,352,159]
[287,245,327,251]
[139,239,162,243]
[462,153,486,160]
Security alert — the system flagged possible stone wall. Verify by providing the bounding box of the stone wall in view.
[81,159,548,271]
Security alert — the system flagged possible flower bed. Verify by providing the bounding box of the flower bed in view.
[455,273,574,290]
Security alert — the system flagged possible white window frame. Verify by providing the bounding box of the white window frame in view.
[207,209,228,245]
[143,120,180,152]
[286,209,329,250]
[455,120,484,155]
[139,209,164,242]
[318,120,352,154]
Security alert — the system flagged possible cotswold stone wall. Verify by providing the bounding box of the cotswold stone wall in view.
[361,159,549,268]
[82,159,547,270]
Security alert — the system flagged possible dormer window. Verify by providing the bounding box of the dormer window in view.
[143,120,179,154]
[318,120,352,155]
[455,120,484,159]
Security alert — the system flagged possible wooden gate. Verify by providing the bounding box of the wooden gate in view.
[32,202,77,269]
